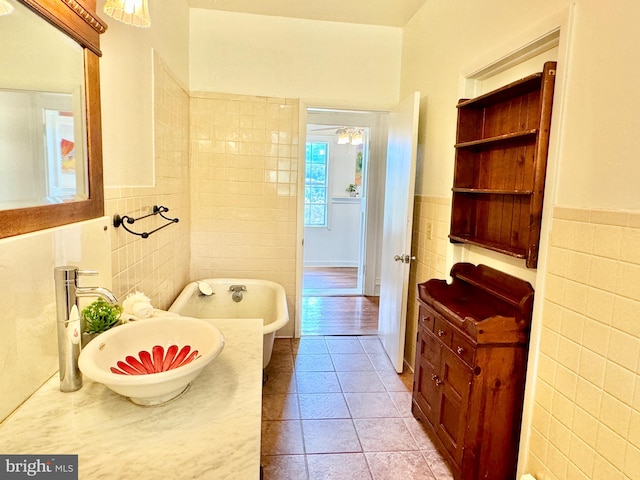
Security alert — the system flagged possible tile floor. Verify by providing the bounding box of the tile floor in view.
[261,336,454,479]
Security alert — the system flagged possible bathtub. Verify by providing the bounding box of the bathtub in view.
[168,279,289,369]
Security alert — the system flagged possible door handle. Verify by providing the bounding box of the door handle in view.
[393,254,416,264]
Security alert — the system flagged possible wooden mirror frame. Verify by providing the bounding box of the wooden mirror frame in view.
[0,0,106,239]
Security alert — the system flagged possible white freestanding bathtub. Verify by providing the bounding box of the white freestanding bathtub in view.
[168,279,289,369]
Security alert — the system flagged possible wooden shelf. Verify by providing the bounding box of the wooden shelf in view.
[449,61,557,268]
[454,129,537,149]
[456,71,544,109]
[448,234,527,259]
[452,188,533,195]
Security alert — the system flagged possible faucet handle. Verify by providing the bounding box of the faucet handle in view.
[77,270,98,277]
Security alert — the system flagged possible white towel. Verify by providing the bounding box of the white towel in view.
[122,291,154,319]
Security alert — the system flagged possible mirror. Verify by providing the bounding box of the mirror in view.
[0,0,106,238]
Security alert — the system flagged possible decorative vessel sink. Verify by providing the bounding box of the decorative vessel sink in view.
[79,316,224,406]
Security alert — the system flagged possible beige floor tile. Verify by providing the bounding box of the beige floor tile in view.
[366,451,436,480]
[261,454,308,480]
[344,392,401,418]
[299,393,350,419]
[295,354,335,371]
[367,353,396,371]
[262,336,452,479]
[261,420,305,455]
[262,393,300,420]
[337,371,386,393]
[266,353,294,373]
[293,337,329,355]
[331,354,375,371]
[402,417,439,451]
[377,370,412,392]
[302,419,362,454]
[326,338,365,354]
[272,338,294,355]
[358,337,386,355]
[307,453,372,480]
[388,391,414,417]
[353,418,419,452]
[422,450,455,479]
[296,371,342,394]
[263,370,297,395]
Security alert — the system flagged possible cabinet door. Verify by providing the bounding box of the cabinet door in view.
[413,325,441,425]
[435,348,472,466]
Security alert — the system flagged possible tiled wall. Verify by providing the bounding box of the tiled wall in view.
[405,195,450,368]
[105,53,191,310]
[189,92,299,337]
[526,207,640,480]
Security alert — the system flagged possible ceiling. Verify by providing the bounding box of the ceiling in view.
[186,0,428,27]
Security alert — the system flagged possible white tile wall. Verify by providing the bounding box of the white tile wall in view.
[405,195,450,367]
[189,92,299,336]
[105,52,190,310]
[527,207,640,480]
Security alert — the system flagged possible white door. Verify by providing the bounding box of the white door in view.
[378,92,420,373]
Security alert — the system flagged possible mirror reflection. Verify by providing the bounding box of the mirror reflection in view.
[0,0,87,210]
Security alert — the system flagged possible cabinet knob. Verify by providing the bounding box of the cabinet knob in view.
[456,346,465,355]
[437,329,445,337]
[431,374,443,386]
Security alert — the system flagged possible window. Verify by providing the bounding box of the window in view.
[304,142,329,227]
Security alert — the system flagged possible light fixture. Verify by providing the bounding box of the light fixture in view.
[104,0,151,28]
[335,127,364,145]
[337,131,350,145]
[0,0,14,16]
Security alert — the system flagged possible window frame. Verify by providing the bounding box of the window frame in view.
[304,141,330,228]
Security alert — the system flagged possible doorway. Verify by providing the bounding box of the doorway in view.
[301,107,388,336]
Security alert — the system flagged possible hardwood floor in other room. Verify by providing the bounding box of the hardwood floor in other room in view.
[301,296,379,336]
[302,267,378,336]
[303,267,358,290]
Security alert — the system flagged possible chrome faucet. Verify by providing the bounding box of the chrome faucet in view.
[229,284,246,303]
[54,266,119,392]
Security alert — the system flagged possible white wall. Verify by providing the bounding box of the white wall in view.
[99,0,190,187]
[0,217,112,421]
[189,9,403,110]
[553,1,640,210]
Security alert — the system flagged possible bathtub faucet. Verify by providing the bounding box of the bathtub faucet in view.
[229,285,246,303]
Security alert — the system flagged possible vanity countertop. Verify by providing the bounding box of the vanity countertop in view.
[0,317,263,479]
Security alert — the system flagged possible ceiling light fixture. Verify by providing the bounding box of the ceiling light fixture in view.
[335,127,364,146]
[104,0,151,28]
[0,0,14,16]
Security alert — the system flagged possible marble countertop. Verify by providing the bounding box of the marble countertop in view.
[0,318,263,479]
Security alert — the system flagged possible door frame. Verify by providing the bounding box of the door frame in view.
[295,102,389,338]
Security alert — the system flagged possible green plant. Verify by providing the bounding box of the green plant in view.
[82,298,122,334]
[346,183,357,193]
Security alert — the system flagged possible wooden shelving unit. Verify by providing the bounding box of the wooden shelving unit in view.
[449,61,557,268]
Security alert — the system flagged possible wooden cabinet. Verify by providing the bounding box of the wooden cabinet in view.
[412,263,534,480]
[449,62,557,268]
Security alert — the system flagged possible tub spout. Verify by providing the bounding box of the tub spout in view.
[229,285,246,302]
